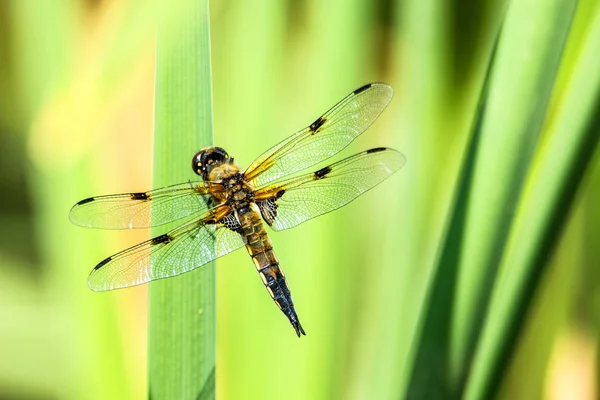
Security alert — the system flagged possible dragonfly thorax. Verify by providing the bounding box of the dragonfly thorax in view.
[222,173,255,210]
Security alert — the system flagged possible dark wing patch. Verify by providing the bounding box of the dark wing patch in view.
[130,192,150,201]
[88,205,246,291]
[254,148,406,231]
[313,165,332,179]
[257,198,279,226]
[70,181,225,230]
[309,116,327,134]
[220,213,243,234]
[150,234,173,245]
[243,83,394,188]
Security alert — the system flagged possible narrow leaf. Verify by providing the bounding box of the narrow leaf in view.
[149,1,215,399]
[406,26,501,399]
[451,0,577,391]
[465,6,600,398]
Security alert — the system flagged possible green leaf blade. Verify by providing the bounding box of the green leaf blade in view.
[451,0,577,386]
[149,1,215,399]
[464,6,600,399]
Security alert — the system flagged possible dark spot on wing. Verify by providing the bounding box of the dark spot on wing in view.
[220,213,243,234]
[77,197,95,205]
[151,234,173,245]
[94,256,112,270]
[309,116,327,134]
[366,147,387,154]
[276,189,286,198]
[258,199,278,226]
[353,83,372,95]
[314,165,332,179]
[130,192,150,201]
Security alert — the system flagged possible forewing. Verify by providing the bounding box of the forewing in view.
[254,148,406,231]
[244,83,393,188]
[88,209,246,291]
[70,181,224,229]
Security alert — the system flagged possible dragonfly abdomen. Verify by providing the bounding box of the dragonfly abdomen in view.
[238,206,306,337]
[256,261,305,337]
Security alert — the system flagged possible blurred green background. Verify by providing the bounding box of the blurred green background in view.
[1,0,599,399]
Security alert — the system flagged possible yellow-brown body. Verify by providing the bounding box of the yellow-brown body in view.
[208,161,305,336]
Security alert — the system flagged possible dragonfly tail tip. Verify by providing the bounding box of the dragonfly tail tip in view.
[292,319,306,337]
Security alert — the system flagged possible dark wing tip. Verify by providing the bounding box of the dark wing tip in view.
[353,83,373,95]
[76,197,95,206]
[93,256,112,271]
[353,82,393,96]
[87,256,114,292]
[70,197,95,226]
[366,147,408,170]
[366,147,388,154]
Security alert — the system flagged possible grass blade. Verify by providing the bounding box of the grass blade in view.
[149,1,215,399]
[405,27,501,399]
[386,0,453,395]
[465,6,600,398]
[404,0,577,397]
[450,0,577,390]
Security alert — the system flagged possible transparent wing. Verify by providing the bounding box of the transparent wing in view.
[69,181,224,229]
[244,83,393,188]
[254,148,406,231]
[88,208,246,291]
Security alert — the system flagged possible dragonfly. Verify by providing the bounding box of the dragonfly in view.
[70,83,406,337]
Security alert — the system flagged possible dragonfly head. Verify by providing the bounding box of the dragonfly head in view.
[192,147,234,180]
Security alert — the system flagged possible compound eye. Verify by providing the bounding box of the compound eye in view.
[191,151,205,176]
